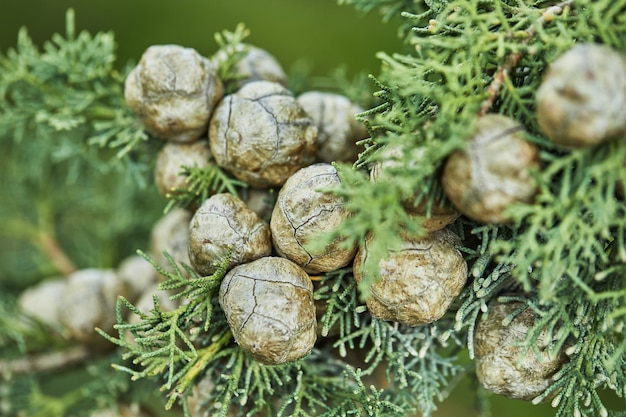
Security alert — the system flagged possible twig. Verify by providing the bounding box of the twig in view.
[38,230,77,276]
[164,330,233,410]
[0,345,92,376]
[0,219,77,276]
[478,0,576,116]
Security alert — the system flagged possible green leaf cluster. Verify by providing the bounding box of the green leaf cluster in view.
[0,9,167,417]
[324,1,626,416]
[107,256,465,417]
[4,2,626,417]
[0,9,162,289]
[106,2,626,416]
[1,355,162,417]
[98,251,233,409]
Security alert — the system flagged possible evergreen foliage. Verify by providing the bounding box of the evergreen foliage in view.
[325,0,626,416]
[0,9,164,417]
[1,1,626,417]
[98,251,234,410]
[162,163,247,214]
[0,9,162,289]
[106,256,463,416]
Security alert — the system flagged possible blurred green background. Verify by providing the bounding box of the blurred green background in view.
[0,1,600,416]
[0,0,402,76]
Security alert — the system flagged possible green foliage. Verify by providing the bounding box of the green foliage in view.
[0,8,152,168]
[0,9,162,288]
[200,346,406,417]
[533,297,626,417]
[0,9,165,417]
[163,163,248,214]
[98,251,234,410]
[323,1,626,416]
[316,267,465,416]
[453,223,515,358]
[107,2,626,415]
[212,23,253,94]
[338,0,424,24]
[3,2,626,417]
[1,352,161,417]
[109,260,463,417]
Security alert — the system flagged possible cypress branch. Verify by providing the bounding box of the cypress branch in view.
[0,345,91,376]
[478,0,575,116]
[3,2,626,417]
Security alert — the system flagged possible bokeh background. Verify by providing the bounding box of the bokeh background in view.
[0,0,401,77]
[0,1,605,416]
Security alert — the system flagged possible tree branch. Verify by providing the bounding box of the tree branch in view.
[37,230,78,276]
[478,0,576,116]
[0,345,91,376]
[0,219,77,276]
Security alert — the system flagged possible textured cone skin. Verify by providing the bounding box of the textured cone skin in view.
[219,257,316,365]
[125,45,224,142]
[442,114,539,224]
[209,81,317,188]
[536,43,626,148]
[297,91,367,163]
[474,301,567,401]
[188,193,272,276]
[271,163,356,273]
[354,229,467,326]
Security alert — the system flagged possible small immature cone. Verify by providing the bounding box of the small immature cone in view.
[442,114,539,224]
[536,43,626,148]
[150,208,193,280]
[125,45,224,142]
[209,81,317,188]
[18,277,67,329]
[219,257,317,365]
[211,43,288,87]
[240,187,276,222]
[297,91,368,163]
[474,301,567,401]
[154,140,213,197]
[370,144,459,232]
[353,229,467,326]
[271,163,356,273]
[58,269,129,346]
[116,254,158,302]
[188,193,272,276]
